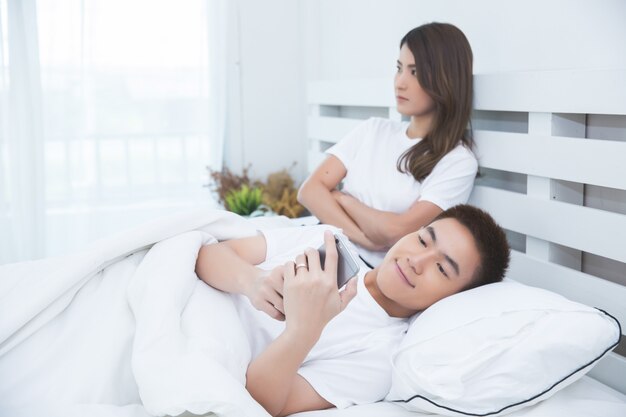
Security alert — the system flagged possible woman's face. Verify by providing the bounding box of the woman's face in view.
[394,44,436,117]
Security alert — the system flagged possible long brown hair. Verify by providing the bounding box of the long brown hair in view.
[397,22,474,182]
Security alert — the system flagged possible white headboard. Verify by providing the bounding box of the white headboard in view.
[306,70,626,394]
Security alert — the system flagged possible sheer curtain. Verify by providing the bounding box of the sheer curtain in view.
[0,0,232,263]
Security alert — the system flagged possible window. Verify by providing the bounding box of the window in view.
[0,0,228,262]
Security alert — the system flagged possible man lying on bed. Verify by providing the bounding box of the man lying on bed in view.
[195,204,510,416]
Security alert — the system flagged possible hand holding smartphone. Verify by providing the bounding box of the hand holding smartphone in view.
[318,233,360,289]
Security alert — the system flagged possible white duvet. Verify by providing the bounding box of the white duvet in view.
[3,208,626,417]
[0,208,271,417]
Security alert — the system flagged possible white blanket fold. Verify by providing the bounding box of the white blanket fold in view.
[0,208,272,417]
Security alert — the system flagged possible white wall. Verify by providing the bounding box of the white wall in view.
[303,0,626,80]
[224,0,307,183]
[231,0,626,183]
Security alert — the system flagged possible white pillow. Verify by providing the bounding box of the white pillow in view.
[385,281,621,416]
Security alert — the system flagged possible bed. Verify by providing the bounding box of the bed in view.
[301,69,626,416]
[1,70,625,417]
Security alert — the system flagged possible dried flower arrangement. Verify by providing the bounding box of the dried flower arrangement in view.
[206,163,306,218]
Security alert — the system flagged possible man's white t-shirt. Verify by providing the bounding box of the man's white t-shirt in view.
[232,225,410,409]
[327,117,478,266]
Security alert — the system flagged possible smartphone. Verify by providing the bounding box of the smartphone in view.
[318,234,360,289]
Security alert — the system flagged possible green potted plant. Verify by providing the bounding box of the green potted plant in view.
[224,185,266,217]
[207,163,306,218]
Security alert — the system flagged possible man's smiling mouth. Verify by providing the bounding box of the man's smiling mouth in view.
[395,261,415,288]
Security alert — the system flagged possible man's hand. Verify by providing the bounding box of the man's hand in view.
[282,230,358,344]
[245,231,357,416]
[244,266,286,321]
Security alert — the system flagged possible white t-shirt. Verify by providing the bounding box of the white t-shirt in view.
[327,117,478,266]
[232,225,409,409]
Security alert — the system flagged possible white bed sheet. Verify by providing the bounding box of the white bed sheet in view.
[291,374,626,417]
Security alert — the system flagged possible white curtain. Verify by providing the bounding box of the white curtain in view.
[0,0,234,263]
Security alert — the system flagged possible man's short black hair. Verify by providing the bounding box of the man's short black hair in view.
[433,204,510,290]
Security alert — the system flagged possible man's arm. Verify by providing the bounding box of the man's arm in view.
[195,235,286,320]
[298,155,383,251]
[246,332,334,416]
[246,232,357,416]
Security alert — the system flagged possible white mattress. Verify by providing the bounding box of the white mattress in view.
[291,376,626,417]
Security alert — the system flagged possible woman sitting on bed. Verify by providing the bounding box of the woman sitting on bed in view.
[298,22,478,268]
[195,204,510,416]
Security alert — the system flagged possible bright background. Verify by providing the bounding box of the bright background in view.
[1,0,625,263]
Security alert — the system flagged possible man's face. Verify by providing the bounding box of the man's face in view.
[376,218,481,315]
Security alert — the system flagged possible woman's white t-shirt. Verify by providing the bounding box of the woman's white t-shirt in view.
[327,117,478,266]
[232,225,410,409]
